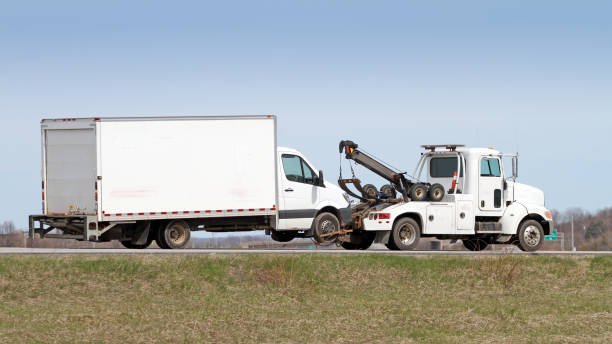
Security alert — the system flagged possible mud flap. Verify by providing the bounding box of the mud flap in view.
[131,221,151,245]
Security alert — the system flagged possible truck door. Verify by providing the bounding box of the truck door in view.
[478,157,504,212]
[278,154,319,230]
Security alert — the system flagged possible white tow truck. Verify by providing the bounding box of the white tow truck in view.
[337,142,553,251]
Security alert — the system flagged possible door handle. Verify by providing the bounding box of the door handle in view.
[285,188,294,192]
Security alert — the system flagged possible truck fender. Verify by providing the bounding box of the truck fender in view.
[499,202,528,235]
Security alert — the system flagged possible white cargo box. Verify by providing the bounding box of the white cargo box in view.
[41,116,278,221]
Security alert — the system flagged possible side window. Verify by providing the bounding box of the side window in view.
[282,154,317,185]
[282,155,304,182]
[301,160,315,184]
[430,157,463,177]
[480,158,501,177]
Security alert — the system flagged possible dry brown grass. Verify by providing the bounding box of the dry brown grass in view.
[0,255,610,343]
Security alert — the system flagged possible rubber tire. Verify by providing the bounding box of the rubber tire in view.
[155,222,170,249]
[380,184,396,199]
[362,184,378,199]
[160,220,191,249]
[120,240,134,249]
[341,231,375,250]
[390,217,421,251]
[385,241,399,251]
[340,241,360,250]
[271,231,295,242]
[409,184,427,202]
[462,239,488,251]
[121,235,153,249]
[312,212,340,244]
[428,183,445,202]
[517,220,544,252]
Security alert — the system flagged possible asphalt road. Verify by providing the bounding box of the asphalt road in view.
[0,248,611,256]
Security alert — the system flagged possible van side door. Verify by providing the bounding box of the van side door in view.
[277,153,320,230]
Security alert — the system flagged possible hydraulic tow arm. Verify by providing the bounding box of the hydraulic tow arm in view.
[338,140,414,202]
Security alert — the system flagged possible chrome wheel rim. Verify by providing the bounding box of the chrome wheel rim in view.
[398,224,416,245]
[523,225,541,246]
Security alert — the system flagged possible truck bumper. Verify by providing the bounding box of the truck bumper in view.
[339,206,353,226]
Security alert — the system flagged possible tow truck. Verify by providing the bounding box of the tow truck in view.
[337,141,553,251]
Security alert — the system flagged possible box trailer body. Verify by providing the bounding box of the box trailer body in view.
[30,116,350,248]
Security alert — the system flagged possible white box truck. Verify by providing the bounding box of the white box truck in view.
[29,116,351,248]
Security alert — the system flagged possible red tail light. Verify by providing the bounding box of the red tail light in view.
[378,213,390,220]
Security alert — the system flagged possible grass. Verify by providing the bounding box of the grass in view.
[0,255,610,343]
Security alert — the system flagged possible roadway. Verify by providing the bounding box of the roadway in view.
[0,248,611,256]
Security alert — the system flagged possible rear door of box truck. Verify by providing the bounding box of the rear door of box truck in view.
[98,116,278,220]
[42,119,98,215]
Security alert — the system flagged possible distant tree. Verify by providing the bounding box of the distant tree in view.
[0,221,16,234]
[585,222,605,240]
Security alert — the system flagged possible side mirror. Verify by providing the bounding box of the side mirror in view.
[511,156,518,180]
[317,170,325,187]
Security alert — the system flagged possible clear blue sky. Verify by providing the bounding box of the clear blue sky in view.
[1,1,611,228]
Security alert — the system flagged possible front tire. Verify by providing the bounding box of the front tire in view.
[390,217,420,250]
[517,220,544,252]
[313,212,340,244]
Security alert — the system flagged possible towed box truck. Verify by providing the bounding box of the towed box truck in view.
[29,115,351,248]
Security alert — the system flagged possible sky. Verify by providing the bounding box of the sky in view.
[1,1,611,229]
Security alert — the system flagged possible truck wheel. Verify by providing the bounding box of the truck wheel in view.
[271,230,295,242]
[154,222,169,249]
[120,236,153,249]
[362,184,378,199]
[341,231,375,250]
[160,220,191,249]
[313,212,340,244]
[409,184,427,202]
[428,183,445,202]
[462,239,488,251]
[380,184,396,199]
[390,217,420,250]
[385,241,399,250]
[517,220,544,252]
[340,241,359,250]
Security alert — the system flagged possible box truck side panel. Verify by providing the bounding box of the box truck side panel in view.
[45,128,97,215]
[99,118,277,216]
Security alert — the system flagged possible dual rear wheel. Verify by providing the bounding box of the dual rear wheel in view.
[120,220,191,249]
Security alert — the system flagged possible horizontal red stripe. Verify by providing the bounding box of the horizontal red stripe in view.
[127,213,134,216]
[172,211,178,214]
[249,209,255,211]
[104,214,110,217]
[116,214,122,216]
[216,210,222,213]
[183,211,189,214]
[194,211,200,214]
[138,213,144,215]
[150,212,156,215]
[227,209,233,212]
[205,210,211,213]
[161,212,167,214]
[259,208,265,211]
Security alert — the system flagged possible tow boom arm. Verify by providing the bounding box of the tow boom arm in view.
[338,140,414,201]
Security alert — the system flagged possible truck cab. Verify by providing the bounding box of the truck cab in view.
[273,147,351,241]
[359,145,553,251]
